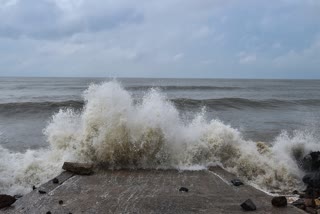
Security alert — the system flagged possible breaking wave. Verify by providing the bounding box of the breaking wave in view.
[1,81,320,195]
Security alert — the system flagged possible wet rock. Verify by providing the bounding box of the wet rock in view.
[231,178,243,186]
[179,187,189,192]
[271,196,287,207]
[301,151,320,172]
[0,195,16,209]
[59,200,63,205]
[292,190,299,194]
[304,198,315,207]
[62,162,94,175]
[38,190,47,194]
[240,199,256,211]
[303,172,320,188]
[52,178,59,184]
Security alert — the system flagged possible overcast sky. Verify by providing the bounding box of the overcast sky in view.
[0,0,319,78]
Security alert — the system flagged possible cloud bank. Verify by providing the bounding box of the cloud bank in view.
[0,0,319,78]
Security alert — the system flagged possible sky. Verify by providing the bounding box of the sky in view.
[0,0,319,79]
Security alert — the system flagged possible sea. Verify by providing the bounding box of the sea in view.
[0,77,320,195]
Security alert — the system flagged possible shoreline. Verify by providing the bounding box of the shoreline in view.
[2,167,304,214]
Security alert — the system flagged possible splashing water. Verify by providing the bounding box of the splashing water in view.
[1,81,320,195]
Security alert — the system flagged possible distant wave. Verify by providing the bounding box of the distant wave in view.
[172,98,320,110]
[0,100,84,114]
[1,98,320,115]
[126,85,241,91]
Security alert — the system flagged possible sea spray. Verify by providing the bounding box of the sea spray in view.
[1,81,319,195]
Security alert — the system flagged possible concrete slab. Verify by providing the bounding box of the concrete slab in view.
[1,168,304,214]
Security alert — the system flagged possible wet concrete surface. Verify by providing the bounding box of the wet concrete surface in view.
[1,167,304,214]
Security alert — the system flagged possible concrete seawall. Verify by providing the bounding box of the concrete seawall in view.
[2,167,304,214]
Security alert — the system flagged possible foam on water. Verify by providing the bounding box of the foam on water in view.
[1,81,319,195]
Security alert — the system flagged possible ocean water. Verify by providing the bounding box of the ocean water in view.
[0,77,320,195]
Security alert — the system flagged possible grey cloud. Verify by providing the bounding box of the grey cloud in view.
[0,0,143,39]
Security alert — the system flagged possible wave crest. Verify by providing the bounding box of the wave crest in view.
[1,81,319,195]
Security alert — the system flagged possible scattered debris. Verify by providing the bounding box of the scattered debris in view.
[0,194,16,209]
[179,187,189,192]
[38,190,47,194]
[240,199,256,211]
[271,196,287,207]
[52,178,59,184]
[231,178,243,186]
[62,162,94,175]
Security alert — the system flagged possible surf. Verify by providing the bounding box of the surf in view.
[0,80,319,195]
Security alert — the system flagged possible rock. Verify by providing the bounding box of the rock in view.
[46,212,51,214]
[62,162,94,175]
[292,190,299,194]
[301,151,320,172]
[0,195,16,209]
[38,190,47,194]
[59,200,63,205]
[303,173,320,187]
[32,185,36,190]
[52,178,59,184]
[179,187,189,192]
[240,199,256,211]
[231,178,243,186]
[305,198,315,207]
[271,196,287,207]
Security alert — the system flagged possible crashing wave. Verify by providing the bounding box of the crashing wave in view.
[1,81,319,195]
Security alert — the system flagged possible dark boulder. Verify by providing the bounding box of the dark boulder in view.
[179,187,189,192]
[271,196,287,207]
[38,190,47,194]
[52,178,59,184]
[231,178,243,186]
[59,200,63,205]
[292,190,299,195]
[62,162,94,175]
[0,194,16,209]
[240,199,256,211]
[303,172,320,188]
[301,151,320,172]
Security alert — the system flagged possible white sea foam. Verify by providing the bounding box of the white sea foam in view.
[0,81,319,195]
